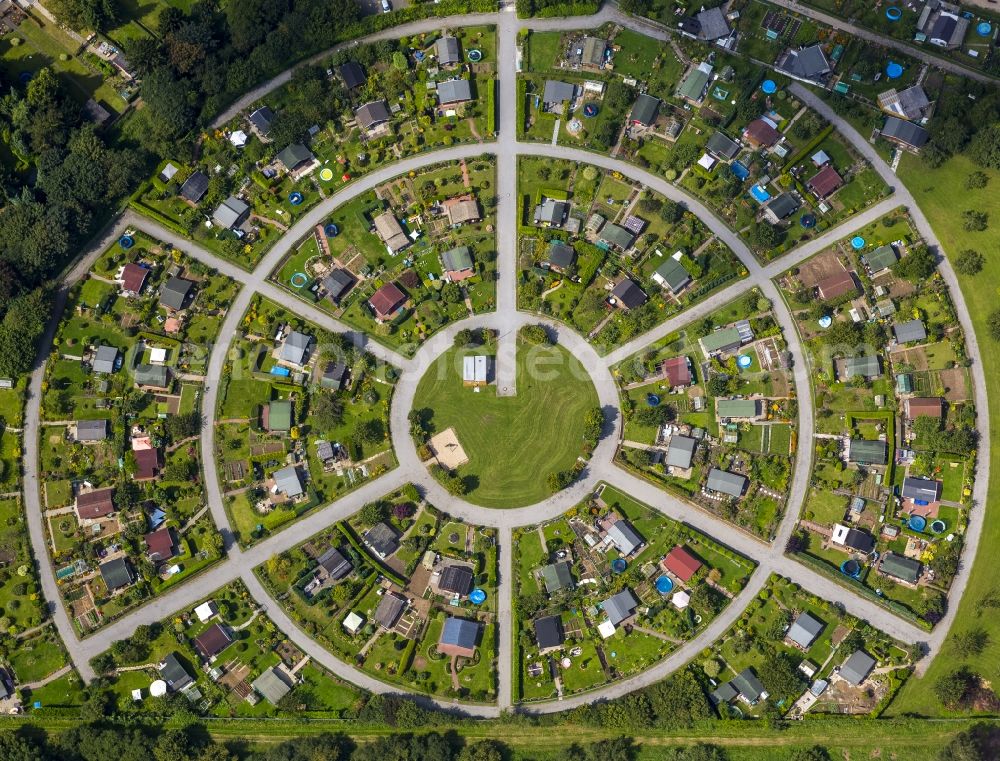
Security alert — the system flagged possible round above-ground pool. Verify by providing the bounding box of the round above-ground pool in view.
[289,272,309,288]
[909,514,927,532]
[119,235,135,249]
[737,354,753,369]
[583,103,599,118]
[818,315,833,329]
[930,519,947,534]
[886,62,904,79]
[469,588,487,605]
[646,393,661,406]
[977,21,992,37]
[325,223,339,237]
[655,575,674,595]
[851,236,866,250]
[468,49,483,62]
[800,213,817,228]
[885,6,902,21]
[413,51,425,62]
[288,191,304,205]
[319,167,334,182]
[761,79,777,94]
[611,558,627,574]
[841,559,862,578]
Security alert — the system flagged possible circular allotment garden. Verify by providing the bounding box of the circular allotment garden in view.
[411,344,599,508]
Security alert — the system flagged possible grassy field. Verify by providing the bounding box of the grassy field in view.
[69,717,1000,758]
[413,342,598,507]
[888,152,1000,714]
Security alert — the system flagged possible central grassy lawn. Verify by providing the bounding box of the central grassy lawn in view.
[889,151,1000,715]
[414,342,598,507]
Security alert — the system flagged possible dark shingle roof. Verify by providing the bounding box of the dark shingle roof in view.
[439,564,474,596]
[159,276,194,311]
[356,101,391,130]
[179,171,209,203]
[611,278,647,309]
[534,615,564,649]
[276,144,314,172]
[317,547,352,580]
[338,62,366,89]
[100,557,134,590]
[882,117,929,148]
[193,623,233,659]
[374,591,407,629]
[630,93,660,126]
[840,650,876,685]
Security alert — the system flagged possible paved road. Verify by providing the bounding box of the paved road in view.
[19,8,983,715]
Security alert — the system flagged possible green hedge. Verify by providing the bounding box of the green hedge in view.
[782,125,835,171]
[485,77,497,136]
[335,521,407,587]
[128,199,189,238]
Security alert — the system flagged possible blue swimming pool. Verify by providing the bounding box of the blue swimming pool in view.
[731,161,750,181]
[270,366,291,377]
[750,185,771,203]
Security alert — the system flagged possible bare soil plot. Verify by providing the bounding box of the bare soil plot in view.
[796,249,846,288]
[427,427,469,470]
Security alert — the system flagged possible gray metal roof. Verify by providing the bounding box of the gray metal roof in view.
[777,44,831,83]
[707,468,747,497]
[76,419,108,441]
[840,649,876,686]
[212,196,250,230]
[881,552,921,584]
[543,80,576,104]
[787,611,824,648]
[600,223,635,250]
[535,198,568,225]
[273,465,303,498]
[436,36,461,65]
[602,588,638,625]
[438,79,473,105]
[440,617,480,651]
[540,561,573,594]
[606,519,644,557]
[92,345,119,374]
[653,257,692,293]
[666,435,697,468]
[893,319,927,344]
[374,591,406,628]
[253,667,292,705]
[696,7,730,39]
[317,547,352,579]
[731,667,766,702]
[844,355,881,379]
[322,269,354,302]
[848,438,887,465]
[363,522,400,557]
[135,363,169,388]
[279,330,313,366]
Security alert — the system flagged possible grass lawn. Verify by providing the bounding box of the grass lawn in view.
[889,151,1000,715]
[413,342,598,507]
